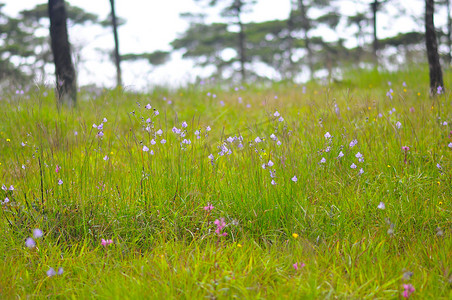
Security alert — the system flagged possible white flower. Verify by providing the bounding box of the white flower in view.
[377,202,385,210]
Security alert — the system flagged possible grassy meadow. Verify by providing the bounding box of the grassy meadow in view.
[0,68,451,299]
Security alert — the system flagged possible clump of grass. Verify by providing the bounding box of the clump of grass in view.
[0,68,451,298]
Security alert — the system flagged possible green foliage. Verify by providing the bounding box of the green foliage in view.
[0,68,451,298]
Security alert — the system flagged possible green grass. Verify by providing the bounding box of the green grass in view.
[0,67,451,299]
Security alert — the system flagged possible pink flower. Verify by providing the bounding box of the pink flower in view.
[402,284,415,298]
[101,239,113,247]
[214,218,227,236]
[293,262,305,270]
[402,146,410,151]
[55,165,61,173]
[203,203,214,211]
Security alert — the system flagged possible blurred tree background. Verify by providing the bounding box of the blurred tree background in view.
[0,0,449,90]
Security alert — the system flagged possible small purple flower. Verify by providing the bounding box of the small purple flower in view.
[143,146,149,152]
[33,229,43,238]
[25,237,36,248]
[349,139,358,148]
[57,267,64,275]
[320,157,326,163]
[291,176,298,182]
[350,163,357,169]
[437,86,443,95]
[436,163,442,169]
[271,180,276,185]
[103,155,109,161]
[274,111,280,117]
[47,268,56,277]
[395,121,402,129]
[255,137,262,143]
[338,151,344,158]
[324,132,332,139]
[359,168,364,174]
[154,110,159,116]
[103,118,107,123]
[161,139,166,144]
[58,179,63,185]
[145,103,152,109]
[448,142,452,148]
[377,202,385,210]
[156,129,163,135]
[267,160,274,167]
[181,121,188,128]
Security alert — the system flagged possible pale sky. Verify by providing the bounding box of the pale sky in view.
[2,0,431,90]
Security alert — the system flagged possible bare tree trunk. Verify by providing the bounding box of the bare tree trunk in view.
[298,0,313,79]
[287,8,295,80]
[237,9,246,83]
[110,0,122,88]
[425,0,444,95]
[371,0,379,65]
[447,0,452,65]
[48,0,77,107]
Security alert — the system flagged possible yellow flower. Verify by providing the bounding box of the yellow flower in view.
[437,181,440,185]
[6,138,10,142]
[417,92,421,96]
[110,151,114,155]
[237,243,242,248]
[368,107,371,110]
[439,201,443,205]
[292,233,299,239]
[387,165,391,168]
[403,89,407,92]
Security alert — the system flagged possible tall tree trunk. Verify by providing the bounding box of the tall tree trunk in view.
[48,0,77,107]
[237,9,246,83]
[447,0,452,65]
[425,0,444,95]
[110,0,122,88]
[371,0,379,65]
[287,9,295,80]
[298,0,313,80]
